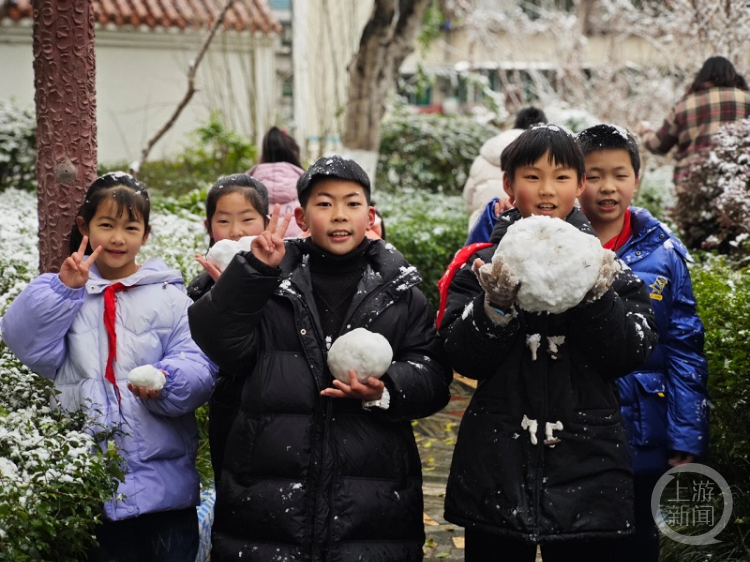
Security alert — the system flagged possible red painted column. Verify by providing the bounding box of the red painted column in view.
[32,0,97,273]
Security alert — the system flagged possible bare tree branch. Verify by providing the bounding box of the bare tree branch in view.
[130,0,236,174]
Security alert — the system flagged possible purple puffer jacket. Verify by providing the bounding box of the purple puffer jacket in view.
[247,161,305,237]
[0,259,217,521]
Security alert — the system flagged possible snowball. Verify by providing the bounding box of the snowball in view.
[205,236,256,271]
[327,328,393,383]
[493,215,608,313]
[127,365,166,391]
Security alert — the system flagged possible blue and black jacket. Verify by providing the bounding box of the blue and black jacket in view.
[616,207,709,474]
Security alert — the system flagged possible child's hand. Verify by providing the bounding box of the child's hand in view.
[127,365,166,401]
[195,254,223,282]
[493,198,514,218]
[669,451,695,467]
[473,257,520,311]
[583,251,621,303]
[320,370,385,402]
[59,236,102,289]
[127,383,162,401]
[251,204,292,268]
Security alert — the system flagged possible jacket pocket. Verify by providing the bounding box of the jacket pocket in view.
[631,372,668,447]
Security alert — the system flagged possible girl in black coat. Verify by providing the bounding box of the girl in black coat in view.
[187,174,269,482]
[189,156,452,561]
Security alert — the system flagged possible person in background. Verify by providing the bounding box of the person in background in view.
[636,55,750,192]
[187,174,270,483]
[438,125,658,561]
[188,155,452,561]
[0,173,216,561]
[463,106,547,239]
[247,126,305,237]
[577,124,709,562]
[366,204,386,240]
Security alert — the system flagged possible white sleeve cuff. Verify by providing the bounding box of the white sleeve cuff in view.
[362,386,390,411]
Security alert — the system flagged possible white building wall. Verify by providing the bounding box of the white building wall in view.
[0,22,278,165]
[292,0,372,161]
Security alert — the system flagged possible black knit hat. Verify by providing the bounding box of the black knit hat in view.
[297,155,371,205]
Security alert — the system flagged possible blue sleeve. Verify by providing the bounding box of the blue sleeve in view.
[145,292,217,417]
[0,274,84,379]
[664,255,710,456]
[466,199,499,245]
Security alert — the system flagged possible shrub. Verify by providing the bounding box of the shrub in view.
[0,344,124,561]
[377,107,499,195]
[675,118,750,254]
[0,100,36,193]
[633,164,676,225]
[660,254,750,561]
[101,111,257,198]
[375,189,468,311]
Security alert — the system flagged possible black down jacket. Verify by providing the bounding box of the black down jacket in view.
[439,209,658,544]
[188,238,452,562]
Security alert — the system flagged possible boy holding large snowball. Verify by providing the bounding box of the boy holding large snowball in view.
[188,155,452,561]
[437,125,659,561]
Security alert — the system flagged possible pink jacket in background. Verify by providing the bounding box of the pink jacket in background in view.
[247,161,305,237]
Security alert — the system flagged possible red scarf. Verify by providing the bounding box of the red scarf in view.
[603,208,632,252]
[103,282,129,403]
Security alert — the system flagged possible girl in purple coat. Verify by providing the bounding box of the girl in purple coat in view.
[0,173,216,562]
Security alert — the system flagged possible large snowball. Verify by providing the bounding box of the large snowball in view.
[128,365,166,391]
[493,215,609,313]
[205,236,256,271]
[327,328,393,383]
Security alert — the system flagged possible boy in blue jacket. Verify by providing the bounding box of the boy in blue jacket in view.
[576,124,710,561]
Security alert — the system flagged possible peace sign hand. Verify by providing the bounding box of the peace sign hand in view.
[59,236,103,289]
[250,204,292,268]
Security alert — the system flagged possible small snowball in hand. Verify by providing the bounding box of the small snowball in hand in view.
[205,236,256,271]
[327,328,393,383]
[128,365,166,391]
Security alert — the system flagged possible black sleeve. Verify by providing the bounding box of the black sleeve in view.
[380,288,453,422]
[188,251,281,375]
[565,265,659,380]
[439,251,522,380]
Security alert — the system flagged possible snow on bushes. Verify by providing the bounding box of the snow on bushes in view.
[0,345,123,560]
[675,117,750,254]
[0,100,36,193]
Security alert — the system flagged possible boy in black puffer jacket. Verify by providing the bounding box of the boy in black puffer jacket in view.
[189,155,452,562]
[437,125,659,561]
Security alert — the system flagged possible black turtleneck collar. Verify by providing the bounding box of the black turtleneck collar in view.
[306,237,371,273]
[304,237,372,339]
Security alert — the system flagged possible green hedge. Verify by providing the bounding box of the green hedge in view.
[375,189,467,312]
[661,254,750,561]
[377,108,499,195]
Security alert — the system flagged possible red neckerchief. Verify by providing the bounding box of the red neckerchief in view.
[436,242,493,329]
[103,282,129,403]
[603,208,632,252]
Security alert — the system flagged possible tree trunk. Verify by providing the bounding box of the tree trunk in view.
[33,0,98,273]
[342,0,431,152]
